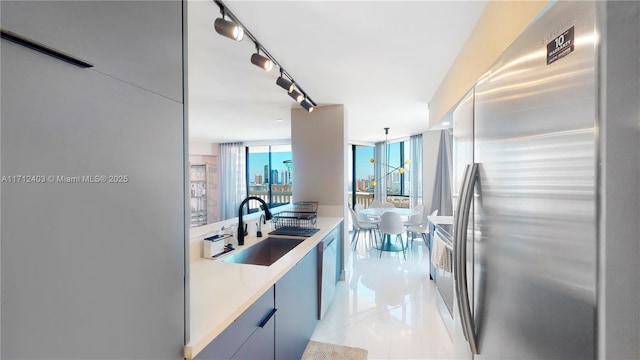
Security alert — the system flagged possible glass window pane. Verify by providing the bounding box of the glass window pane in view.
[270,145,292,207]
[348,146,353,209]
[247,146,269,212]
[403,141,411,196]
[387,142,401,195]
[246,145,292,212]
[354,145,374,208]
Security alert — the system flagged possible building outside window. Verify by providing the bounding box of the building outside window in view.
[350,145,375,209]
[385,140,413,208]
[247,144,292,212]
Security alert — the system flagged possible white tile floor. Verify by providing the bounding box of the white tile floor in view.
[310,233,455,359]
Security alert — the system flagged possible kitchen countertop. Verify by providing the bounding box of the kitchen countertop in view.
[184,217,343,359]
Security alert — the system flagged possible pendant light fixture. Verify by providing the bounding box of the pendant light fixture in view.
[384,127,390,166]
[369,127,409,192]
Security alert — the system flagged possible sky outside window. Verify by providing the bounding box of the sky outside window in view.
[248,146,269,185]
[248,145,292,185]
[354,146,374,192]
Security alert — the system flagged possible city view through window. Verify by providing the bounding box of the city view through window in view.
[247,145,292,212]
[353,145,375,192]
[351,142,412,209]
[246,142,413,213]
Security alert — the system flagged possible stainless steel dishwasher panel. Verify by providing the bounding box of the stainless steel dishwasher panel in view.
[317,230,338,320]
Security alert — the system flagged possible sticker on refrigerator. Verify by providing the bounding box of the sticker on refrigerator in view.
[547,26,575,65]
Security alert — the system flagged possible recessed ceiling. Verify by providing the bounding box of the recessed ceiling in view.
[188,0,487,144]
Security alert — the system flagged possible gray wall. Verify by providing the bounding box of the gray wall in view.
[291,105,348,277]
[1,1,185,359]
[291,105,347,209]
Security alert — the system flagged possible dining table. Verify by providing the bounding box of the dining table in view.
[359,207,417,218]
[359,207,420,252]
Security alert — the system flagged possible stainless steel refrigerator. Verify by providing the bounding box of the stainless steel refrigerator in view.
[450,1,640,359]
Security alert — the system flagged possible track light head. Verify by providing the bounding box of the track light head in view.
[251,52,273,71]
[214,18,244,41]
[213,2,317,109]
[276,76,294,93]
[300,98,314,113]
[289,89,303,103]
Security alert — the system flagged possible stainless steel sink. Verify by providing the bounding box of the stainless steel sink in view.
[222,237,304,266]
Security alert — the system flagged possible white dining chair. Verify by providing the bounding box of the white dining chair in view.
[406,209,438,249]
[403,205,425,246]
[382,202,395,209]
[378,212,407,259]
[368,200,383,208]
[355,203,380,224]
[349,207,378,250]
[403,205,424,227]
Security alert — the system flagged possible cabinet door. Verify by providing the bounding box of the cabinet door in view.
[231,320,275,360]
[196,288,275,360]
[275,249,318,360]
[319,225,340,319]
[1,37,184,359]
[1,0,182,101]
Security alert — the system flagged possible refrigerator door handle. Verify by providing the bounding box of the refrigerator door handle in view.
[454,163,479,354]
[453,164,471,342]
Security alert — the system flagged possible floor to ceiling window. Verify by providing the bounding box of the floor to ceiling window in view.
[349,144,375,209]
[385,140,412,208]
[246,144,292,213]
[350,140,421,210]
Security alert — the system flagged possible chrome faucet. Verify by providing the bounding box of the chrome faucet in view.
[257,213,266,238]
[238,196,272,245]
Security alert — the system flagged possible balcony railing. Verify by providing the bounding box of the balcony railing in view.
[247,189,410,211]
[247,188,292,210]
[348,192,410,209]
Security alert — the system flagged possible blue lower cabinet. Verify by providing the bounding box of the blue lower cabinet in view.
[195,288,275,360]
[197,245,320,360]
[275,248,319,360]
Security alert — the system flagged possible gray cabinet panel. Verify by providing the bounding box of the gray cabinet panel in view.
[1,34,184,359]
[1,0,183,102]
[231,323,275,360]
[196,288,275,360]
[319,223,341,319]
[275,249,318,360]
[198,243,321,360]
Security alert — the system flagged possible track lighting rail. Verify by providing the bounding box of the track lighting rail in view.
[214,0,317,108]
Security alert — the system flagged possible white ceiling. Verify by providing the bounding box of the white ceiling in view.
[188,0,487,144]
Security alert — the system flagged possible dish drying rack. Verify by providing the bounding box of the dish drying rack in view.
[272,202,318,230]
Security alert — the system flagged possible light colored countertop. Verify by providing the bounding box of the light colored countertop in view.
[427,215,454,225]
[184,217,343,359]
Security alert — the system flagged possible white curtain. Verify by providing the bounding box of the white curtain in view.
[219,142,247,220]
[430,130,453,216]
[410,134,423,208]
[374,141,387,202]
